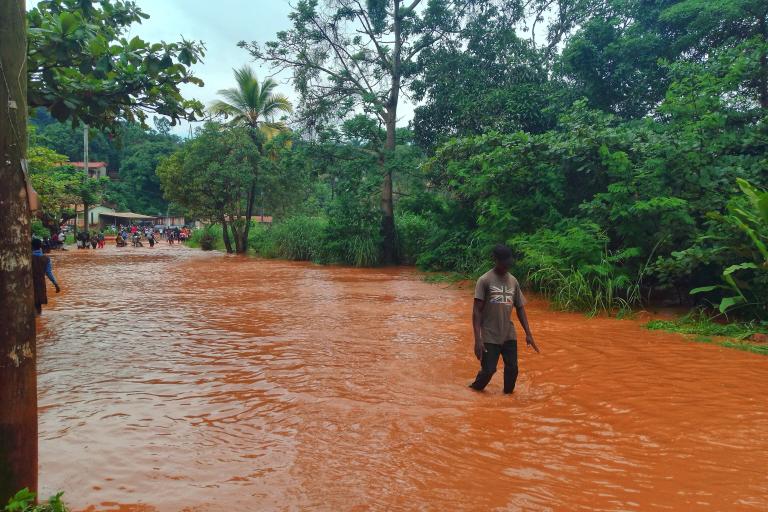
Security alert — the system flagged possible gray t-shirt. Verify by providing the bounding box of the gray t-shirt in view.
[474,270,527,344]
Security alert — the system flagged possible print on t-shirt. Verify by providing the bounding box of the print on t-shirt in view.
[489,285,515,304]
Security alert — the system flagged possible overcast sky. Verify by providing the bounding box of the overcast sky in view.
[123,0,300,136]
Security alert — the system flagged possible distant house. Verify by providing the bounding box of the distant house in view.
[154,215,187,227]
[67,161,111,179]
[68,205,157,229]
[67,204,187,230]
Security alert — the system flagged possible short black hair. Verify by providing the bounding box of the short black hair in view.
[32,238,42,250]
[492,244,512,262]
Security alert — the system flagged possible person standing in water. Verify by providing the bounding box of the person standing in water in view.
[32,238,61,315]
[470,244,539,394]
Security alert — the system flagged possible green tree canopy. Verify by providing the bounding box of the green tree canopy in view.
[27,0,206,128]
[157,123,262,253]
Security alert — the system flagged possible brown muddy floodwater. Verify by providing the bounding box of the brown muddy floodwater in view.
[37,244,767,511]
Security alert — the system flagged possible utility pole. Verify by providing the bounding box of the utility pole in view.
[0,0,39,504]
[82,124,89,231]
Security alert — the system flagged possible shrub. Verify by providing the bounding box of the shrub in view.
[415,229,494,276]
[395,212,435,265]
[511,220,643,315]
[342,234,380,267]
[689,179,768,319]
[199,231,215,251]
[188,225,224,251]
[323,210,382,267]
[260,216,328,261]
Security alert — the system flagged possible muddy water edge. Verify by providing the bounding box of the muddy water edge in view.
[36,245,768,511]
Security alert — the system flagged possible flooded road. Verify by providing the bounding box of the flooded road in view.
[37,244,768,511]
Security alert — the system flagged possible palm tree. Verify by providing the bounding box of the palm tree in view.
[210,66,292,139]
[209,66,292,253]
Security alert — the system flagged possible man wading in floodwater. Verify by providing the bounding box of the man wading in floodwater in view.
[470,244,539,393]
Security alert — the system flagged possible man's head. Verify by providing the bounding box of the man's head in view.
[491,244,513,273]
[32,238,42,251]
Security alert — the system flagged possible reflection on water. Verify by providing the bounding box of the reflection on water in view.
[37,245,768,511]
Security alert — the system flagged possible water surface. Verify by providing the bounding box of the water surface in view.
[38,245,768,511]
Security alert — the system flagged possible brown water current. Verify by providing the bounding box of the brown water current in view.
[37,244,768,511]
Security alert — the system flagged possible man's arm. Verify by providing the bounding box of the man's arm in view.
[472,298,486,360]
[515,306,539,353]
[45,259,60,292]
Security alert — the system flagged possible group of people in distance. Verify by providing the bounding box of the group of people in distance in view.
[37,231,67,252]
[75,230,106,249]
[115,224,190,248]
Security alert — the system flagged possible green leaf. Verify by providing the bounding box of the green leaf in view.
[690,285,720,294]
[719,296,745,314]
[178,48,192,66]
[723,262,759,276]
[6,488,36,512]
[145,56,161,75]
[49,101,71,122]
[58,12,78,34]
[129,36,145,51]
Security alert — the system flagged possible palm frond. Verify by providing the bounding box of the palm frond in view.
[262,94,293,119]
[209,99,240,118]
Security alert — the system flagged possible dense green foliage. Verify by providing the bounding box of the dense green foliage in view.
[27,0,205,128]
[29,113,183,226]
[24,0,200,240]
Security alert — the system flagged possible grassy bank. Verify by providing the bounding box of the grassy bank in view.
[646,313,768,356]
[189,215,406,267]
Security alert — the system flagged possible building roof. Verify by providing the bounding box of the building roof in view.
[107,212,157,220]
[68,161,108,168]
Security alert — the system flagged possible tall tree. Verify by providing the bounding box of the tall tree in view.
[559,1,674,118]
[209,66,292,253]
[240,0,498,263]
[412,10,566,149]
[27,143,79,236]
[0,0,36,504]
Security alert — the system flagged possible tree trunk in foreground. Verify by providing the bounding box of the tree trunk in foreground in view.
[0,0,38,504]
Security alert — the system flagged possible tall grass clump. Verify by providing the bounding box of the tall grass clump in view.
[188,224,224,251]
[513,220,644,316]
[323,212,382,267]
[342,234,380,267]
[259,215,328,261]
[414,228,495,276]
